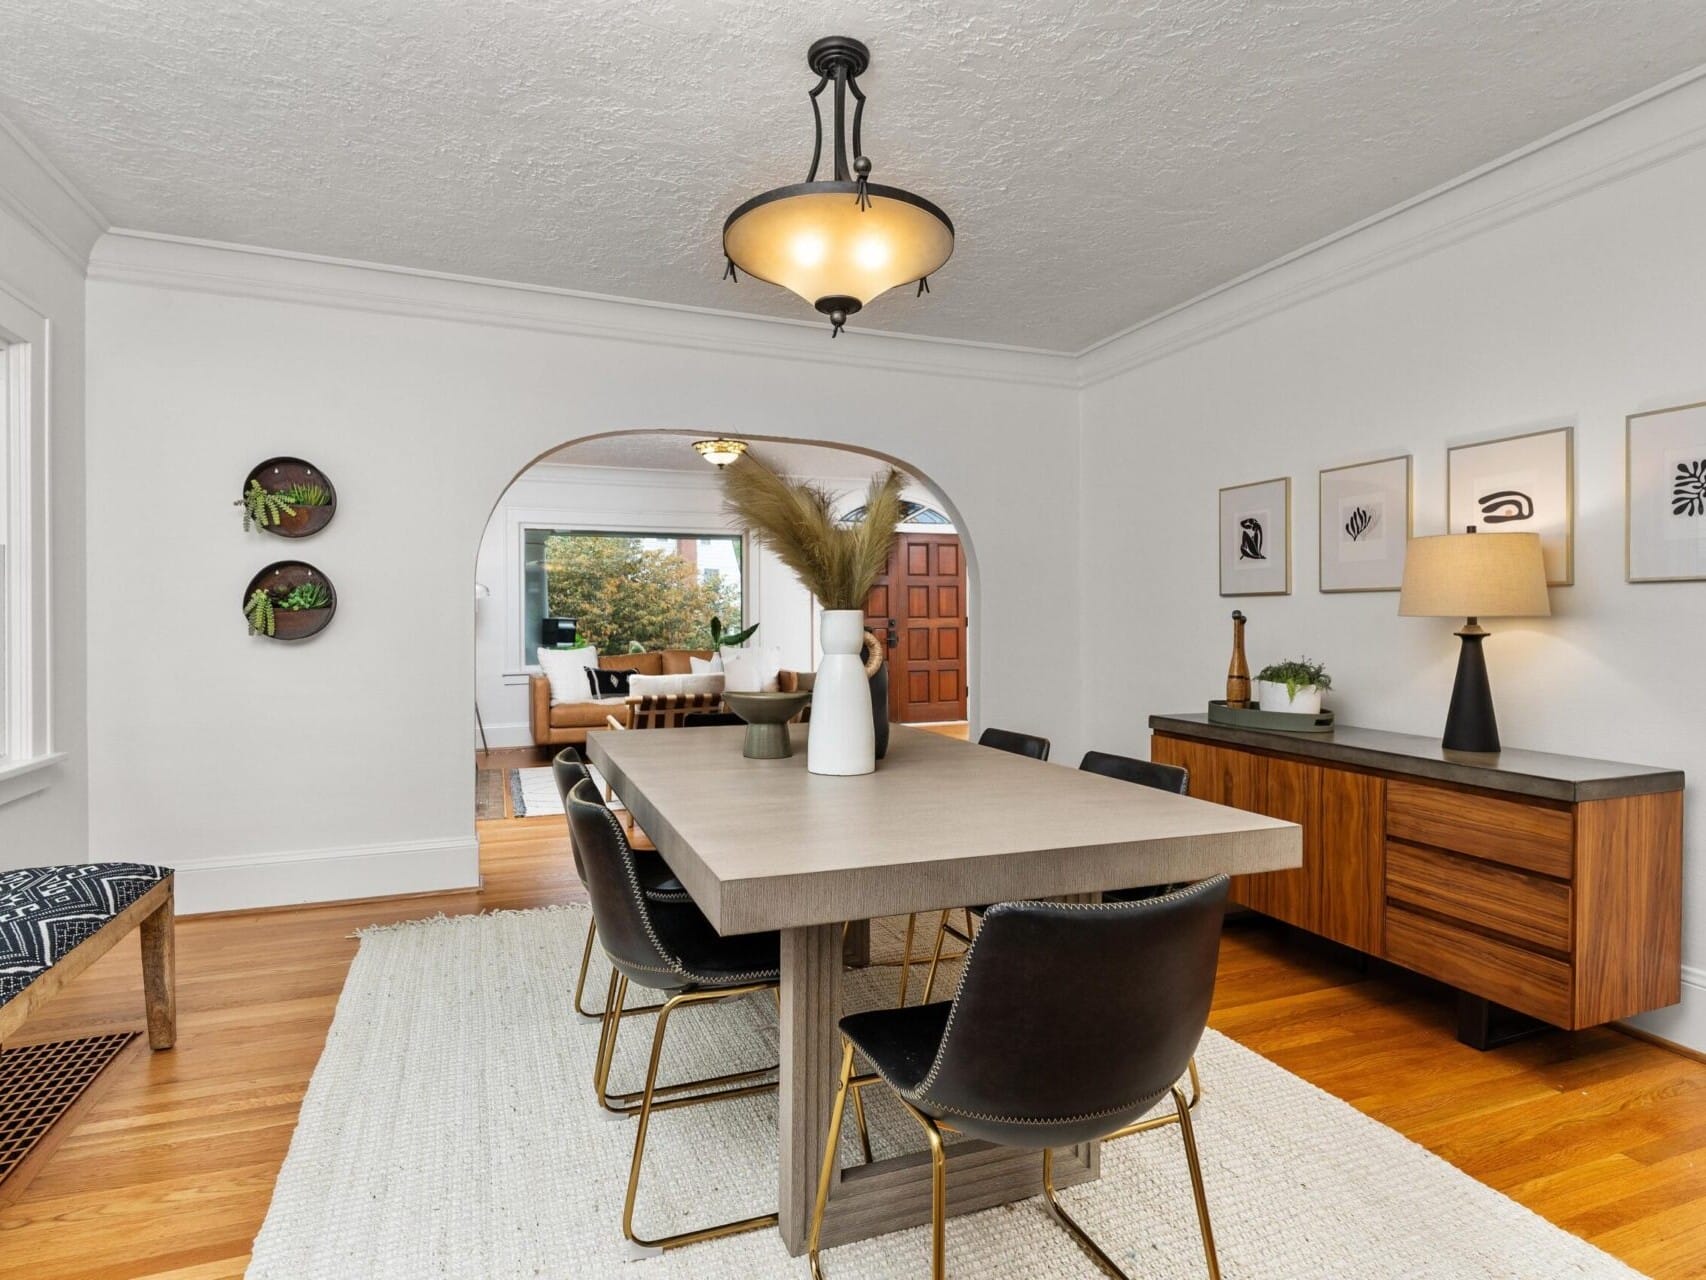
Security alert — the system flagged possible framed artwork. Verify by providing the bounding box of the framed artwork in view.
[1318,455,1412,593]
[1627,400,1706,582]
[1219,477,1291,596]
[1447,427,1574,586]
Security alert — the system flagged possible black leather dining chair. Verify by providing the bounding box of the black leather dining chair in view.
[896,727,1053,1006]
[551,748,690,1020]
[1078,748,1191,903]
[566,776,785,1253]
[810,876,1230,1279]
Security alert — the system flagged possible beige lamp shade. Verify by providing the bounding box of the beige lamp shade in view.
[723,184,954,312]
[1399,532,1551,619]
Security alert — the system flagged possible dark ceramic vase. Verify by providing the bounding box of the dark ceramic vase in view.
[867,651,890,760]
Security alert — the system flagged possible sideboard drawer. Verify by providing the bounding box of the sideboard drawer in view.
[1385,841,1571,952]
[1385,905,1573,1026]
[1386,779,1572,879]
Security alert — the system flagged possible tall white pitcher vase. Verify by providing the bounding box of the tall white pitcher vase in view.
[808,609,876,776]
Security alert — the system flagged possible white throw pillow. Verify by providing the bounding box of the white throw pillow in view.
[680,673,725,697]
[537,645,599,705]
[722,645,782,693]
[628,673,686,698]
[689,654,724,674]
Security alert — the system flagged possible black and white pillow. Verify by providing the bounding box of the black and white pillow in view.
[585,666,633,699]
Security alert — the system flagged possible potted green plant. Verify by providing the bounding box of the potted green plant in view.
[237,475,336,536]
[1255,658,1332,714]
[245,578,335,639]
[708,616,759,648]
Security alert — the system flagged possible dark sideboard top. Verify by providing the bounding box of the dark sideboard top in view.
[1148,714,1684,803]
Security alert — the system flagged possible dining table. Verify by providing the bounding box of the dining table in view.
[587,722,1301,1257]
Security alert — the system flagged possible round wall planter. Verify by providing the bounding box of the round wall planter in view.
[244,457,337,537]
[244,561,337,641]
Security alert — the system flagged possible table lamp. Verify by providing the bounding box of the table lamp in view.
[1398,527,1549,753]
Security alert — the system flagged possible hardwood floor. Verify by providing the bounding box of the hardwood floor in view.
[1,809,1703,1278]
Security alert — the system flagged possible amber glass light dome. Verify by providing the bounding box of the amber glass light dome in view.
[721,36,953,335]
[724,183,953,316]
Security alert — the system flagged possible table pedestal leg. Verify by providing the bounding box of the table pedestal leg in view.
[779,923,842,1255]
[842,919,871,968]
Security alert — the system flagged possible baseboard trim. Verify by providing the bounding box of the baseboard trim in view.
[1616,964,1706,1059]
[173,836,479,915]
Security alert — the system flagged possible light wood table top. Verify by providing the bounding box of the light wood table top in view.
[588,723,1300,935]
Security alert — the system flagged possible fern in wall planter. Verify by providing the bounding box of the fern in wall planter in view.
[244,588,276,637]
[238,478,297,532]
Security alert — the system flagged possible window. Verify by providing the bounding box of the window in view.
[839,500,952,527]
[0,288,52,783]
[522,529,744,658]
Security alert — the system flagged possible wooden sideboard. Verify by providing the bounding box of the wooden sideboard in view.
[1150,714,1684,1047]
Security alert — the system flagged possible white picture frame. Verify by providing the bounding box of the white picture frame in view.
[1319,455,1412,593]
[1447,427,1574,586]
[1219,477,1291,597]
[1627,401,1706,583]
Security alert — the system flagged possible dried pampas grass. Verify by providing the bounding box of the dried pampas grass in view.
[723,456,905,611]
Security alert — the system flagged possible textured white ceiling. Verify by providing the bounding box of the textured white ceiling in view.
[4,1,1705,349]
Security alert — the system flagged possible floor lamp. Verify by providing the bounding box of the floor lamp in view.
[473,582,491,756]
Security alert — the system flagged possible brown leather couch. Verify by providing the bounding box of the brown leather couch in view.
[529,649,713,747]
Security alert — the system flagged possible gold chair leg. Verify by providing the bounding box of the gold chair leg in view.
[921,908,953,1004]
[808,1041,858,1280]
[573,919,602,1018]
[850,1075,875,1165]
[1172,1083,1222,1280]
[898,1103,948,1280]
[897,912,918,1006]
[1106,1055,1203,1139]
[595,973,779,1116]
[1041,1147,1130,1279]
[622,984,781,1252]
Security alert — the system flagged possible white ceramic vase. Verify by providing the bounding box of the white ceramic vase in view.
[1258,681,1323,714]
[808,609,876,776]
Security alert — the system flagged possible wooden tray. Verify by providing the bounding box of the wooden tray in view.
[1207,700,1335,734]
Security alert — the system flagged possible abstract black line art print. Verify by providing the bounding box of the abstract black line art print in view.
[1321,457,1410,592]
[1449,428,1572,585]
[1344,506,1373,541]
[1238,517,1267,560]
[1673,459,1706,517]
[1477,489,1534,523]
[1221,477,1291,596]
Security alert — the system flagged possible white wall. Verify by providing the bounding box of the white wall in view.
[85,235,1079,912]
[0,124,98,869]
[1077,77,1706,1050]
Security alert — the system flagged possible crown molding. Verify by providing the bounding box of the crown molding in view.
[0,112,109,269]
[88,230,1081,389]
[1076,64,1706,386]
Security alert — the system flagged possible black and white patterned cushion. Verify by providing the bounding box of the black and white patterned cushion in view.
[0,863,172,1005]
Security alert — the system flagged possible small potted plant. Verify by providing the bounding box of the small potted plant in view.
[708,615,759,649]
[245,577,335,639]
[237,463,337,537]
[1255,657,1332,714]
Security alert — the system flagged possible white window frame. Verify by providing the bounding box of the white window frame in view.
[0,285,59,802]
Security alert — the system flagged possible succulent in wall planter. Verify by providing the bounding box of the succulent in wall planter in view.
[243,562,337,641]
[238,458,338,537]
[1255,658,1331,714]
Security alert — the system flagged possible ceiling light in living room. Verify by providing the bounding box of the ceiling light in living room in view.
[692,438,749,468]
[722,36,954,338]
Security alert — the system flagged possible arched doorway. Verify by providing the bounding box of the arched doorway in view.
[471,430,979,823]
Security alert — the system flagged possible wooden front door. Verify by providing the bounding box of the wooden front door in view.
[865,533,968,723]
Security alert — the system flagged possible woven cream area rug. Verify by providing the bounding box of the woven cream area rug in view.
[247,906,1645,1280]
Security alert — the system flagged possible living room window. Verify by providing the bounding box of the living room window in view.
[0,291,50,782]
[521,528,744,659]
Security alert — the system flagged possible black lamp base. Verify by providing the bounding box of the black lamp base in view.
[1442,624,1500,753]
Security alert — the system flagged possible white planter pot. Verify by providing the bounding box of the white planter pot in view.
[1258,682,1323,714]
[808,610,876,776]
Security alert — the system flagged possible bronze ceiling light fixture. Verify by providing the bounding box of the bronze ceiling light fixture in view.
[722,36,954,337]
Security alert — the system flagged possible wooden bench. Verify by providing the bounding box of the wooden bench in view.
[0,863,176,1195]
